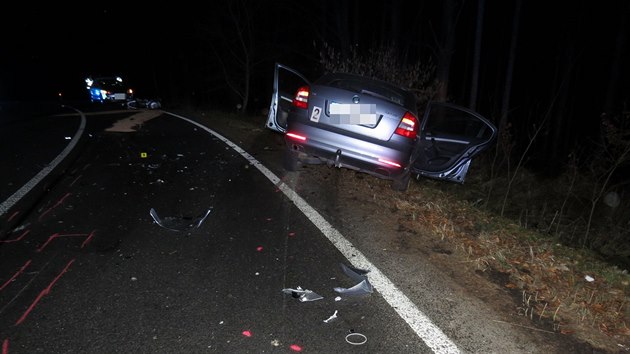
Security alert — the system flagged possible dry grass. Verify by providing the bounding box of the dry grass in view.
[348,170,630,349]
[276,152,629,349]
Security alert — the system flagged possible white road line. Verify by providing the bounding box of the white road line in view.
[167,111,461,354]
[0,107,86,217]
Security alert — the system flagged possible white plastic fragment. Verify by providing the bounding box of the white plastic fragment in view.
[323,310,338,323]
[585,275,595,282]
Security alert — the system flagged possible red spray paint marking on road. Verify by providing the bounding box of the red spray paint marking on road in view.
[36,232,91,252]
[0,260,32,292]
[289,344,303,352]
[0,230,30,243]
[81,230,96,248]
[7,211,19,222]
[2,338,8,354]
[38,192,71,221]
[15,258,75,326]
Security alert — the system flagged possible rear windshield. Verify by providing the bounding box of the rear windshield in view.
[316,73,415,109]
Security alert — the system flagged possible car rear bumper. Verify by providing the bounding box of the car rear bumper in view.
[284,121,414,179]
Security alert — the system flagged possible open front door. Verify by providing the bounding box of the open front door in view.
[265,63,310,133]
[411,102,497,183]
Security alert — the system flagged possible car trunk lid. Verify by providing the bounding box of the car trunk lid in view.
[306,84,412,141]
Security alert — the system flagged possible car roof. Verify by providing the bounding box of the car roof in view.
[318,72,407,90]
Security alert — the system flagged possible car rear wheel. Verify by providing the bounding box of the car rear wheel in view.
[283,149,299,171]
[391,169,411,191]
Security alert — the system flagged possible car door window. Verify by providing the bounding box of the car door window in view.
[425,105,493,142]
[412,102,497,182]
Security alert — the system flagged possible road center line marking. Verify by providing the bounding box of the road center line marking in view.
[0,107,86,217]
[167,111,461,354]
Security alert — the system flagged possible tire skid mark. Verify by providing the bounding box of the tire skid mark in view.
[15,258,75,326]
[0,254,57,320]
[36,230,94,252]
[0,230,30,244]
[0,260,32,292]
[0,108,88,352]
[69,174,82,187]
[37,192,72,221]
[81,230,95,248]
[7,211,19,222]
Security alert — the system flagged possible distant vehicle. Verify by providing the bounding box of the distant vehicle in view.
[85,76,133,103]
[266,63,498,191]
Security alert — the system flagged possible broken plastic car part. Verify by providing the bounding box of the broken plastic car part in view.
[149,208,212,232]
[281,286,323,302]
[334,263,373,295]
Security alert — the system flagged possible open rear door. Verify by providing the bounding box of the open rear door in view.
[411,102,497,183]
[265,63,310,133]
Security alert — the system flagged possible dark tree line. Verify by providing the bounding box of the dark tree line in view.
[153,0,629,176]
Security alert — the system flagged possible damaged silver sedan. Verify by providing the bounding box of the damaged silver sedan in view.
[266,63,497,191]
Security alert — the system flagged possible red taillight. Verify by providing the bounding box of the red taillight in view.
[394,112,418,139]
[292,86,309,109]
[286,132,307,141]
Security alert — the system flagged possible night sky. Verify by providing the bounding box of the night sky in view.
[1,5,192,101]
[3,1,629,164]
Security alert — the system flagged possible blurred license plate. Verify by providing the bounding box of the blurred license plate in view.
[329,103,377,125]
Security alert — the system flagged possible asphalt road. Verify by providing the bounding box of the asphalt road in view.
[0,103,435,353]
[1,102,602,354]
